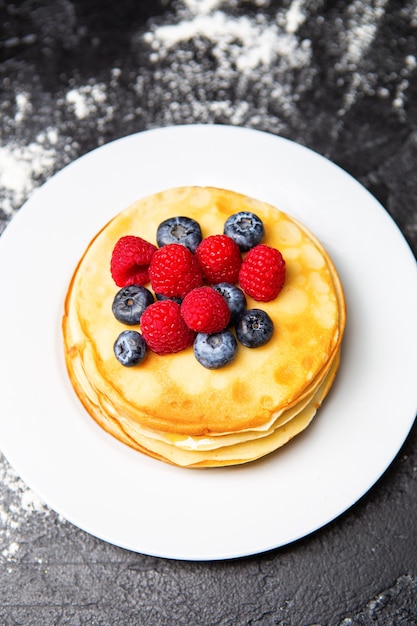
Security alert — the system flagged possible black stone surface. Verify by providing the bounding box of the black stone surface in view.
[1,1,417,624]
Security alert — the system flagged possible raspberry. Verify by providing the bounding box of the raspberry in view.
[149,244,203,298]
[238,244,286,302]
[195,235,242,284]
[110,236,157,288]
[181,287,231,333]
[141,300,196,354]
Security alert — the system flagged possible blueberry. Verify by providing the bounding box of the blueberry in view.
[155,293,183,305]
[235,309,274,348]
[194,331,238,369]
[156,216,203,253]
[114,330,147,366]
[212,282,247,324]
[112,285,154,325]
[223,211,265,252]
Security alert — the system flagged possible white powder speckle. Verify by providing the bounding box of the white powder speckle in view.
[38,127,59,145]
[2,541,20,560]
[405,54,417,69]
[0,147,32,210]
[391,54,417,118]
[0,507,8,526]
[66,88,90,119]
[377,86,390,99]
[183,0,223,14]
[343,0,388,67]
[21,489,46,514]
[137,1,318,135]
[0,456,49,517]
[0,135,58,215]
[14,92,32,125]
[285,0,307,34]
[0,92,80,221]
[335,0,390,115]
[146,10,311,73]
[66,82,108,120]
[0,455,50,564]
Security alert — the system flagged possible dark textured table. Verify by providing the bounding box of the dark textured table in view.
[1,1,417,624]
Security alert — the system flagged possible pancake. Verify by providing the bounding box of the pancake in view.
[63,186,346,467]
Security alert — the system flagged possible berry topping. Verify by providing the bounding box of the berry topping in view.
[149,243,203,298]
[193,331,238,369]
[110,208,287,368]
[156,216,203,253]
[181,286,231,333]
[141,300,196,354]
[235,309,274,348]
[112,285,154,325]
[223,211,265,252]
[195,234,242,284]
[238,244,286,301]
[113,330,147,366]
[110,235,157,288]
[212,282,247,324]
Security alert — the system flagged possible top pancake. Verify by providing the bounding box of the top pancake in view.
[63,186,345,439]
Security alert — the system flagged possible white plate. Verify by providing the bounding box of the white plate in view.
[0,125,416,561]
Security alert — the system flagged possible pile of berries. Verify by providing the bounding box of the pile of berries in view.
[110,212,286,369]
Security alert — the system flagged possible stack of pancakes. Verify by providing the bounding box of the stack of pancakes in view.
[63,187,346,467]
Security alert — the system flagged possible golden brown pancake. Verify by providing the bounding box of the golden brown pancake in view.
[63,186,346,467]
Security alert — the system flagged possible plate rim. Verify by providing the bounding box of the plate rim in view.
[0,124,416,560]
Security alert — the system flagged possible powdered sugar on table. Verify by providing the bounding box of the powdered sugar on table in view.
[1,0,415,230]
